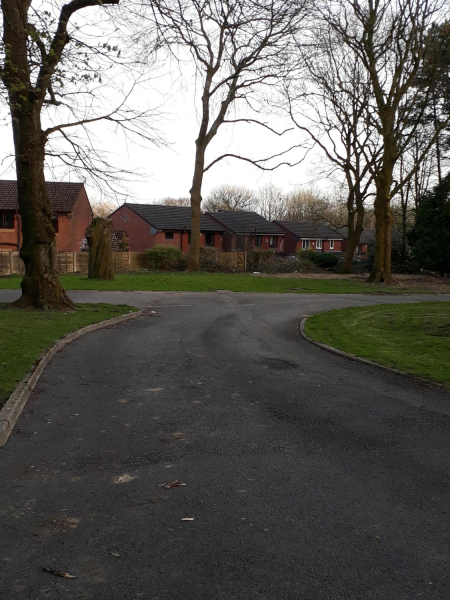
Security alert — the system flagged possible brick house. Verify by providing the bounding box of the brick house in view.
[273,221,344,255]
[108,204,225,252]
[335,227,375,258]
[207,211,285,251]
[0,180,93,251]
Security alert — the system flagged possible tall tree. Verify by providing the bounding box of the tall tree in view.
[320,0,450,284]
[285,24,379,273]
[138,0,309,270]
[0,0,154,308]
[203,185,255,212]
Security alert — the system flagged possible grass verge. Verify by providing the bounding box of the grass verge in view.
[0,272,431,294]
[304,302,450,386]
[0,303,136,405]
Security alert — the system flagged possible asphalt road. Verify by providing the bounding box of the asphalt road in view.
[1,291,450,599]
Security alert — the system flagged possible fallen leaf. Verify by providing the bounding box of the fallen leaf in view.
[161,480,186,489]
[42,567,77,579]
[161,432,186,443]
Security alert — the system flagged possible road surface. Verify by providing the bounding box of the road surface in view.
[1,291,450,599]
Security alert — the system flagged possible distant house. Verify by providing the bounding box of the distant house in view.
[335,227,375,258]
[274,221,344,255]
[0,180,93,251]
[108,204,225,252]
[207,211,285,252]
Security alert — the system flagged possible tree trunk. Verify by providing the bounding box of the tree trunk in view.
[187,143,206,271]
[86,218,115,279]
[11,113,74,310]
[367,178,393,284]
[340,191,365,274]
[3,0,74,311]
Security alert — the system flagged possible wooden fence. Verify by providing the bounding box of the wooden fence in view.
[0,251,246,276]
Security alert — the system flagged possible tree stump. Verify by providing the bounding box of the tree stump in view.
[85,217,115,280]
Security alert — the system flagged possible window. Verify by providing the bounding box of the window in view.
[0,211,14,229]
[329,240,334,250]
[52,216,58,233]
[255,235,262,247]
[316,239,322,249]
[269,236,277,248]
[356,244,363,255]
[205,232,214,246]
[165,231,174,239]
[302,239,310,250]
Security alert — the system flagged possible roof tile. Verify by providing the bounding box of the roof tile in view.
[0,180,85,213]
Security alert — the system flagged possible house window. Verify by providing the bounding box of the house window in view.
[302,239,310,250]
[356,244,363,255]
[329,240,334,250]
[205,232,214,246]
[255,235,262,247]
[269,236,277,248]
[52,216,58,233]
[316,239,322,249]
[0,211,14,229]
[165,231,174,239]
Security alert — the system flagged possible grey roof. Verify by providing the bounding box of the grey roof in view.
[124,204,224,232]
[207,211,283,235]
[274,221,344,240]
[335,227,375,244]
[0,180,85,212]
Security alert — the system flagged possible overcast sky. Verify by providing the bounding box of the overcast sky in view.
[0,11,325,208]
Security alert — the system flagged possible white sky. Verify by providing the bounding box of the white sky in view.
[0,34,323,208]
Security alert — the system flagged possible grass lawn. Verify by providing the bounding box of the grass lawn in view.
[0,272,431,294]
[304,302,450,385]
[0,303,136,405]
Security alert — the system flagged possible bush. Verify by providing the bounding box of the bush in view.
[296,250,340,269]
[247,249,275,272]
[311,252,340,269]
[147,244,183,270]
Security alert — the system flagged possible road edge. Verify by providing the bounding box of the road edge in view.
[299,315,448,390]
[0,309,143,448]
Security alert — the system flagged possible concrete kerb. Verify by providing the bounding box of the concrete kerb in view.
[299,316,448,390]
[0,309,144,448]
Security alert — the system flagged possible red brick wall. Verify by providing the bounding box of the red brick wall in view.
[0,213,20,249]
[295,239,343,253]
[54,188,93,251]
[109,205,153,251]
[251,234,284,251]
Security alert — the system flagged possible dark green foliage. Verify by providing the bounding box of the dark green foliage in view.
[147,244,183,270]
[408,174,450,274]
[297,250,340,269]
[310,252,340,268]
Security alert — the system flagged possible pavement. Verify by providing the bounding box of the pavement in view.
[1,291,450,599]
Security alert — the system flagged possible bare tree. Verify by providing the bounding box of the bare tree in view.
[204,184,255,212]
[285,23,380,273]
[0,0,158,309]
[92,199,121,219]
[160,197,191,207]
[254,183,286,221]
[319,0,450,284]
[136,0,310,270]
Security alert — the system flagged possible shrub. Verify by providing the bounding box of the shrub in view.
[147,244,183,270]
[247,249,275,271]
[311,252,340,269]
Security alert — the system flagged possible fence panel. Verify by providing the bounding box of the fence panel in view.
[0,250,247,276]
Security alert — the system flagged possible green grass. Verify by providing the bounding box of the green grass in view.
[305,302,450,385]
[0,303,136,405]
[0,272,431,294]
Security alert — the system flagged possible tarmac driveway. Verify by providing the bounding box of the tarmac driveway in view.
[1,291,450,599]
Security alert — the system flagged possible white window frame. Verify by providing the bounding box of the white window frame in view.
[316,239,322,249]
[302,239,310,250]
[329,240,334,250]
